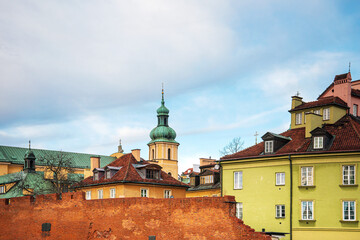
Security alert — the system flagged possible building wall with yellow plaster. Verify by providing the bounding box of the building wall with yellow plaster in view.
[221,153,360,240]
[148,142,179,177]
[78,183,186,199]
[186,188,221,198]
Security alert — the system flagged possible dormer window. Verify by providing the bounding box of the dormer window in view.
[94,172,99,181]
[146,169,159,179]
[295,113,302,125]
[265,141,274,153]
[106,170,111,179]
[323,108,330,120]
[313,136,323,149]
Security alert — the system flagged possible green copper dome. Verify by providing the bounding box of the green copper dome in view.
[148,90,178,144]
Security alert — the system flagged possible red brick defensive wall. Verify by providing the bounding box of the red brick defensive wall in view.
[0,193,270,240]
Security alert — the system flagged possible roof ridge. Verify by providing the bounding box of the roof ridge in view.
[122,154,133,181]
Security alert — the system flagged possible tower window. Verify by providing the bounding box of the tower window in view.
[168,148,171,160]
[152,149,155,160]
[164,118,167,125]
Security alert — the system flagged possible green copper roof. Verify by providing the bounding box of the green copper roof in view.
[148,90,178,144]
[0,145,116,169]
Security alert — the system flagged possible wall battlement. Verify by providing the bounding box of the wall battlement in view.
[0,192,270,240]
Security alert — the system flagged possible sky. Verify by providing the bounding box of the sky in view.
[1,0,360,173]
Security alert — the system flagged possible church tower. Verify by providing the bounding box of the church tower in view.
[24,141,36,173]
[148,89,179,177]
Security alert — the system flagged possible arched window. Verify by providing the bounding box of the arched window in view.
[152,149,155,160]
[168,172,172,176]
[168,148,171,160]
[164,118,167,125]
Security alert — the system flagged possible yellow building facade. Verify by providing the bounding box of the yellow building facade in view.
[221,74,360,240]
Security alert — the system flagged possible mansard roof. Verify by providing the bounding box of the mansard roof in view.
[77,153,188,188]
[289,96,348,112]
[221,115,360,161]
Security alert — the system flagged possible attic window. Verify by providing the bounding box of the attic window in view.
[313,136,323,149]
[106,170,111,179]
[323,108,330,120]
[0,185,4,194]
[146,169,159,179]
[94,172,99,181]
[265,141,274,153]
[295,113,302,125]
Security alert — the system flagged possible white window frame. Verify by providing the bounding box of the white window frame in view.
[234,171,243,189]
[0,185,5,194]
[276,172,285,186]
[236,202,243,219]
[313,136,323,149]
[343,165,356,185]
[141,188,148,197]
[164,190,171,198]
[295,113,302,125]
[276,205,285,218]
[343,201,356,221]
[110,188,116,198]
[106,170,111,179]
[323,108,330,120]
[97,189,103,199]
[314,109,320,115]
[85,191,91,200]
[265,141,274,153]
[354,104,358,116]
[301,201,314,220]
[301,167,314,186]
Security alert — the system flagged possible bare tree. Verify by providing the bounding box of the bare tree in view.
[219,137,244,156]
[38,152,79,194]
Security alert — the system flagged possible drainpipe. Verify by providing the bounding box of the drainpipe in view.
[220,162,223,197]
[289,155,293,240]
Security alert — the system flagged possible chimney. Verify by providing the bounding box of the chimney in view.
[291,96,303,109]
[90,156,100,171]
[305,112,323,138]
[333,72,352,108]
[131,149,141,162]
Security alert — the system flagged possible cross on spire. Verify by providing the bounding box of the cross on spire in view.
[349,62,351,73]
[296,91,300,97]
[28,140,31,150]
[254,131,259,145]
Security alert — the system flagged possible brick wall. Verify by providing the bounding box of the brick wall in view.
[0,193,271,240]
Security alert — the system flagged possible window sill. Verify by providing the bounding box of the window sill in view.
[339,184,358,187]
[275,184,285,186]
[298,185,315,188]
[233,188,243,190]
[275,217,285,219]
[339,220,359,223]
[299,219,316,222]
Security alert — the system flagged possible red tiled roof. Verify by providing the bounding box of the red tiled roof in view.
[290,96,348,112]
[182,168,194,175]
[77,153,188,188]
[221,115,360,160]
[351,89,360,98]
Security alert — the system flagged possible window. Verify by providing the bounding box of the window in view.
[201,175,214,184]
[106,170,111,179]
[313,136,323,149]
[168,148,171,160]
[265,141,274,153]
[146,169,159,179]
[354,104,358,116]
[301,167,313,186]
[234,171,243,189]
[0,185,5,194]
[276,205,285,218]
[314,109,320,115]
[343,165,355,185]
[94,172,99,181]
[323,108,330,120]
[296,113,302,125]
[152,149,155,160]
[141,188,148,197]
[85,191,91,200]
[301,201,313,220]
[236,202,243,219]
[276,173,285,186]
[110,188,116,198]
[164,190,171,198]
[98,189,103,199]
[343,201,356,221]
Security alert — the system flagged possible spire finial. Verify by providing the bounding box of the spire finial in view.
[349,62,351,73]
[161,83,165,104]
[119,139,121,145]
[28,140,31,150]
[254,131,259,145]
